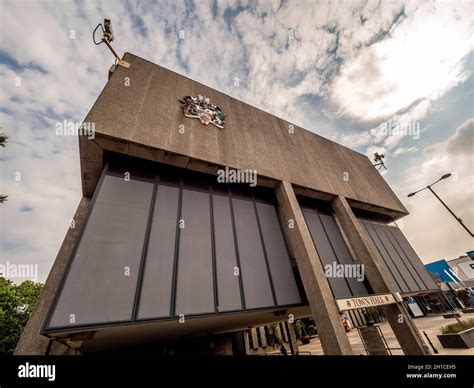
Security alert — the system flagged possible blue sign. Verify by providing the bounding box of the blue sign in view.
[425,259,461,283]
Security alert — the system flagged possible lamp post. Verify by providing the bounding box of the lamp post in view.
[407,174,473,237]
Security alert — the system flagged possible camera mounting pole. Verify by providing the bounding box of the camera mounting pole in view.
[93,19,130,69]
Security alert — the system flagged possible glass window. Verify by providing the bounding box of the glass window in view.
[361,220,439,293]
[302,208,352,299]
[48,175,154,328]
[373,223,420,291]
[213,194,242,312]
[256,202,301,305]
[232,198,274,309]
[175,189,215,315]
[389,227,438,290]
[318,214,369,296]
[137,184,179,319]
[362,221,410,293]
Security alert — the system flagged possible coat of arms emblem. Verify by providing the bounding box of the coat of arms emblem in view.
[179,95,226,129]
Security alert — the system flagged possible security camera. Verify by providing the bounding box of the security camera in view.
[93,18,130,68]
[373,152,385,163]
[103,19,114,42]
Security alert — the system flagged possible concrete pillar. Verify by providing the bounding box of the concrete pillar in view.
[275,181,353,355]
[331,195,429,355]
[259,327,267,347]
[214,334,233,355]
[232,331,246,356]
[15,197,92,355]
[285,322,299,356]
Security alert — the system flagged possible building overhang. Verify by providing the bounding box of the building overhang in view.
[80,133,409,220]
[79,52,409,220]
[43,305,310,353]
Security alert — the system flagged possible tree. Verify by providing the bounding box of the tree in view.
[0,277,43,355]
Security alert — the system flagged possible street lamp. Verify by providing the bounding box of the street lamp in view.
[407,173,473,237]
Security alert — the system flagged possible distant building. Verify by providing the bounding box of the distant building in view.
[447,255,474,288]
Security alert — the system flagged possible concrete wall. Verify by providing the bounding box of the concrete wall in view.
[80,52,407,218]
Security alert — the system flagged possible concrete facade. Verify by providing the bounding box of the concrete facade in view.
[80,53,407,218]
[17,53,432,355]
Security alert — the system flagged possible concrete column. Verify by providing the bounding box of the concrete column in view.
[15,197,92,355]
[232,331,246,356]
[331,195,429,355]
[275,181,353,355]
[285,322,299,356]
[214,334,233,356]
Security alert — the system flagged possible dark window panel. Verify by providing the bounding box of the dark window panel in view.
[303,209,352,299]
[318,214,369,296]
[211,180,230,196]
[362,221,410,293]
[230,184,252,200]
[232,198,274,309]
[175,189,215,315]
[375,224,421,292]
[106,153,156,181]
[182,171,212,192]
[388,227,439,290]
[213,194,242,312]
[252,187,274,204]
[48,175,153,328]
[137,185,180,319]
[159,170,180,187]
[255,202,301,305]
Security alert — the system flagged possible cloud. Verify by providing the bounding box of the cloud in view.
[395,118,474,261]
[393,146,418,157]
[444,118,474,155]
[331,1,473,122]
[0,0,472,281]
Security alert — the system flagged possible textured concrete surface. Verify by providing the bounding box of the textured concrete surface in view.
[79,52,407,218]
[276,181,353,355]
[332,196,429,355]
[15,197,91,355]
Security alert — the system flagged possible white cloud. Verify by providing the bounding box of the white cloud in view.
[0,0,472,282]
[393,146,418,157]
[331,0,473,121]
[395,118,474,262]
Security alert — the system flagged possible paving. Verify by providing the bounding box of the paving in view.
[297,314,474,355]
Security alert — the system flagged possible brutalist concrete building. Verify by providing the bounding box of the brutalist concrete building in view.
[16,53,438,356]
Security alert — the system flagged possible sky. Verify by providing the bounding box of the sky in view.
[0,0,473,283]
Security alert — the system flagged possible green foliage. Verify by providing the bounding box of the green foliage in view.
[0,277,44,355]
[295,320,308,340]
[441,318,474,334]
[274,324,283,345]
[363,307,384,324]
[265,323,283,346]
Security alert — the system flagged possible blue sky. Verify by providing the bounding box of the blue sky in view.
[0,0,473,282]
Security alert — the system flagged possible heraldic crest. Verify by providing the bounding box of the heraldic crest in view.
[179,95,226,129]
